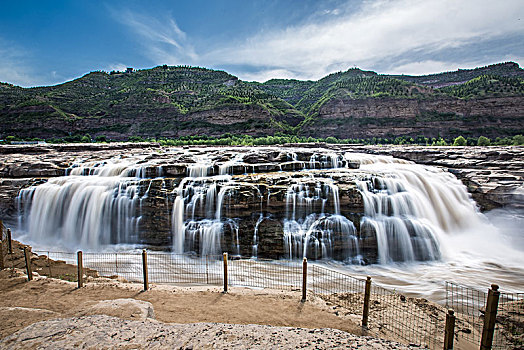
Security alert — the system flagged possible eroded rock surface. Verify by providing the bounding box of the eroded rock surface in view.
[0,314,418,349]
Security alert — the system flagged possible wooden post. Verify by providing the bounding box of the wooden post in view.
[206,255,209,285]
[480,284,500,350]
[443,309,456,350]
[142,249,149,291]
[7,229,12,254]
[301,257,307,302]
[23,247,32,281]
[223,252,228,293]
[0,220,4,270]
[362,276,372,328]
[0,234,4,271]
[77,251,84,288]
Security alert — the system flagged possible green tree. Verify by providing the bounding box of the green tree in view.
[95,135,108,143]
[513,134,524,145]
[453,136,467,146]
[477,136,491,146]
[81,134,92,143]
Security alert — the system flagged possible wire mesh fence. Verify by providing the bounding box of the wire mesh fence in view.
[309,264,367,312]
[495,291,524,349]
[5,236,523,350]
[310,264,443,349]
[445,281,486,348]
[0,222,7,269]
[147,253,222,285]
[82,252,143,283]
[228,257,301,290]
[370,282,442,349]
[32,250,78,281]
[446,281,524,350]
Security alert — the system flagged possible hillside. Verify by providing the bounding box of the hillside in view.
[1,62,523,141]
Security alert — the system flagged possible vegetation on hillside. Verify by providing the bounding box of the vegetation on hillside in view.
[4,133,523,147]
[1,62,523,141]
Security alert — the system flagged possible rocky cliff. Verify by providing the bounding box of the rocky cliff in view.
[301,96,524,139]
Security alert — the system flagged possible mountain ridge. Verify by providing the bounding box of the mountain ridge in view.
[1,62,523,140]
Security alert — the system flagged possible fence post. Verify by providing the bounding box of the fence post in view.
[7,229,12,254]
[223,252,228,293]
[77,251,83,288]
[362,276,372,328]
[480,284,500,350]
[302,257,307,302]
[443,309,456,350]
[23,247,32,281]
[0,231,4,270]
[206,255,209,285]
[142,249,149,291]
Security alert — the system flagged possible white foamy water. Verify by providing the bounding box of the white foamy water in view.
[11,148,524,301]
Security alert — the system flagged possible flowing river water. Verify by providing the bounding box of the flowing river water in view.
[12,147,524,304]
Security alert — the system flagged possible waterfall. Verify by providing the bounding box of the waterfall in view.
[14,147,491,266]
[171,175,236,255]
[282,180,360,261]
[353,158,486,264]
[17,175,143,249]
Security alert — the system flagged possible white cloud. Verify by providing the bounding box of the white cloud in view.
[110,8,197,65]
[114,0,524,81]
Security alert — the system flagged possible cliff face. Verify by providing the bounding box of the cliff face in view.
[301,96,524,139]
[1,104,283,140]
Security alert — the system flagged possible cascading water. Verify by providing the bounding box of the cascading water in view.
[349,154,487,264]
[17,160,147,249]
[171,174,240,256]
[282,180,360,261]
[14,147,494,266]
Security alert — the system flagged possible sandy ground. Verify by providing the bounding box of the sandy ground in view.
[1,242,520,349]
[0,269,429,349]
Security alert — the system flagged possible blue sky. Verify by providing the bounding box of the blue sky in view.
[1,0,523,87]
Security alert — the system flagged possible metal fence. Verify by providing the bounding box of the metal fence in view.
[4,238,523,350]
[446,281,524,350]
[310,264,442,349]
[228,257,301,290]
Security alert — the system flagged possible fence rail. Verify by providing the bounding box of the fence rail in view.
[1,227,522,350]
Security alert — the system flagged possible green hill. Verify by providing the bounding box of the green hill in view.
[1,62,523,141]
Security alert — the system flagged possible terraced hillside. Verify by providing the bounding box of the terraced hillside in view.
[1,62,523,140]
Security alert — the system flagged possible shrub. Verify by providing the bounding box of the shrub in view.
[453,136,467,146]
[477,136,491,146]
[95,135,108,143]
[513,134,524,145]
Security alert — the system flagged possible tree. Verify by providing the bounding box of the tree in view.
[95,135,108,143]
[477,136,491,146]
[513,134,524,145]
[81,134,92,143]
[453,136,467,146]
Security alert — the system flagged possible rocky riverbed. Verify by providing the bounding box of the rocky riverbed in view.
[1,143,522,262]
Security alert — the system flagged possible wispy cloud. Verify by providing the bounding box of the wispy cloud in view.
[110,8,197,65]
[113,0,524,81]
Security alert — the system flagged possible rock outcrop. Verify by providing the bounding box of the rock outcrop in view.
[301,96,524,139]
[1,143,522,262]
[0,314,418,349]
